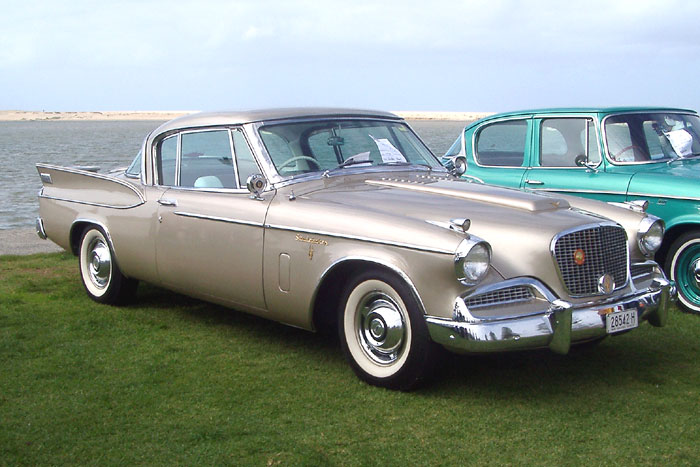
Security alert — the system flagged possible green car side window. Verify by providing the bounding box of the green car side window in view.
[475,120,527,167]
[540,118,600,167]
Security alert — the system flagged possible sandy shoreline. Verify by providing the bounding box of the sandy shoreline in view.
[0,228,64,256]
[0,110,492,122]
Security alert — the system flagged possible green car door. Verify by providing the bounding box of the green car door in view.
[520,115,633,203]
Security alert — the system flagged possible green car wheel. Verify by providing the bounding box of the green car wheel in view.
[666,231,700,314]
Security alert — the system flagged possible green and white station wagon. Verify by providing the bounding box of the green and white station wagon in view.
[444,107,700,313]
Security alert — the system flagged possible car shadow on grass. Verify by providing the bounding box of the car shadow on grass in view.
[130,283,676,394]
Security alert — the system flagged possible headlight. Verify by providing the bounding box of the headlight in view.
[455,238,492,285]
[638,216,664,256]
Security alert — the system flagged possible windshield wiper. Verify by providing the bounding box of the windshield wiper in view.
[322,154,374,177]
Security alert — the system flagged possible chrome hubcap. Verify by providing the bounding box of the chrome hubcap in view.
[693,259,700,288]
[358,293,405,365]
[88,240,111,288]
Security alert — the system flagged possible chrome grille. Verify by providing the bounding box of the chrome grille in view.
[465,286,535,309]
[553,225,628,296]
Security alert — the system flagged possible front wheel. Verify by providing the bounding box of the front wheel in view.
[665,231,700,313]
[79,227,137,305]
[338,269,437,390]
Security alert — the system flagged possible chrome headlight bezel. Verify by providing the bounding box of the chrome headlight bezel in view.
[637,216,664,257]
[454,237,492,286]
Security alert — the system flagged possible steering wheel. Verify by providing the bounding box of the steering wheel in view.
[611,145,644,161]
[277,156,321,170]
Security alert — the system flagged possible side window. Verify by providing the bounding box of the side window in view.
[180,130,235,188]
[476,120,528,166]
[156,135,177,186]
[231,129,260,187]
[540,118,600,167]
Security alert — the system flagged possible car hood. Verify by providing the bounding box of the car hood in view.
[268,171,619,280]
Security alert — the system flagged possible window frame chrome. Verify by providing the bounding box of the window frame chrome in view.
[534,114,603,170]
[601,110,700,166]
[471,116,531,169]
[150,126,265,194]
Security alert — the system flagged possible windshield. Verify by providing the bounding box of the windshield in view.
[605,112,700,163]
[258,119,441,177]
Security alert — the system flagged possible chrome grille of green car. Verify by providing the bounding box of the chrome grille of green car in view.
[465,286,535,309]
[553,225,628,296]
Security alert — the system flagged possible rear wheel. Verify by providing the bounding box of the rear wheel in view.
[338,269,437,390]
[665,231,700,313]
[79,227,137,305]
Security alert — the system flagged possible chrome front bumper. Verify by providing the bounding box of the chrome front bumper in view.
[426,276,674,355]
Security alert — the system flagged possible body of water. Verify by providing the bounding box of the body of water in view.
[0,119,470,230]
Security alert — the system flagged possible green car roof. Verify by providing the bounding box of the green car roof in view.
[467,106,698,129]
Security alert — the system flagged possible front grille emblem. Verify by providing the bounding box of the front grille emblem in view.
[598,273,615,294]
[573,248,585,266]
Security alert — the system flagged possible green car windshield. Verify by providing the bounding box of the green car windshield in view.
[605,112,700,163]
[258,119,441,177]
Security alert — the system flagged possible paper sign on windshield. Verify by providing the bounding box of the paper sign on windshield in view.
[371,135,407,163]
[666,129,693,157]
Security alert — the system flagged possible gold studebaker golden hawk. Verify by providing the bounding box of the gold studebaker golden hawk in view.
[36,108,674,390]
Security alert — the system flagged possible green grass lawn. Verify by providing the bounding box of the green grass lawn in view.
[1,252,699,465]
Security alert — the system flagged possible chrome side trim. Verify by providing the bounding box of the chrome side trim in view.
[529,186,700,202]
[264,223,454,255]
[627,192,700,202]
[527,187,628,196]
[40,173,53,184]
[173,211,264,227]
[36,163,146,204]
[38,193,144,210]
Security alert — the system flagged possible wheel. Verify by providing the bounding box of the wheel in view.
[79,227,138,305]
[338,269,437,390]
[665,231,700,313]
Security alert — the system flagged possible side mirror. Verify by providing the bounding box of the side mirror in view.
[246,174,267,200]
[442,155,467,176]
[575,154,600,173]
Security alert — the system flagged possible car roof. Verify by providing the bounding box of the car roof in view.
[152,107,402,135]
[466,106,698,129]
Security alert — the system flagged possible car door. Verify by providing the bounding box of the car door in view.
[521,116,633,203]
[467,117,532,188]
[154,127,271,311]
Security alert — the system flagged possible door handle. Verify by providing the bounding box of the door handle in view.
[158,198,178,207]
[524,179,544,185]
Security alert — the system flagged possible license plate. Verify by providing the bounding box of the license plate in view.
[606,309,638,334]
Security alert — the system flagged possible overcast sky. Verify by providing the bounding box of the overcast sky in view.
[2,0,698,112]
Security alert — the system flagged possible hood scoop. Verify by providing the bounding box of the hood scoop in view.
[365,178,569,212]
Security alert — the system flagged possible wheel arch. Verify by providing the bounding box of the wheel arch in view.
[69,219,114,256]
[311,257,425,334]
[656,221,700,265]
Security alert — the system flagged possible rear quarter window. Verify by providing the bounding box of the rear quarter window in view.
[475,120,528,167]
